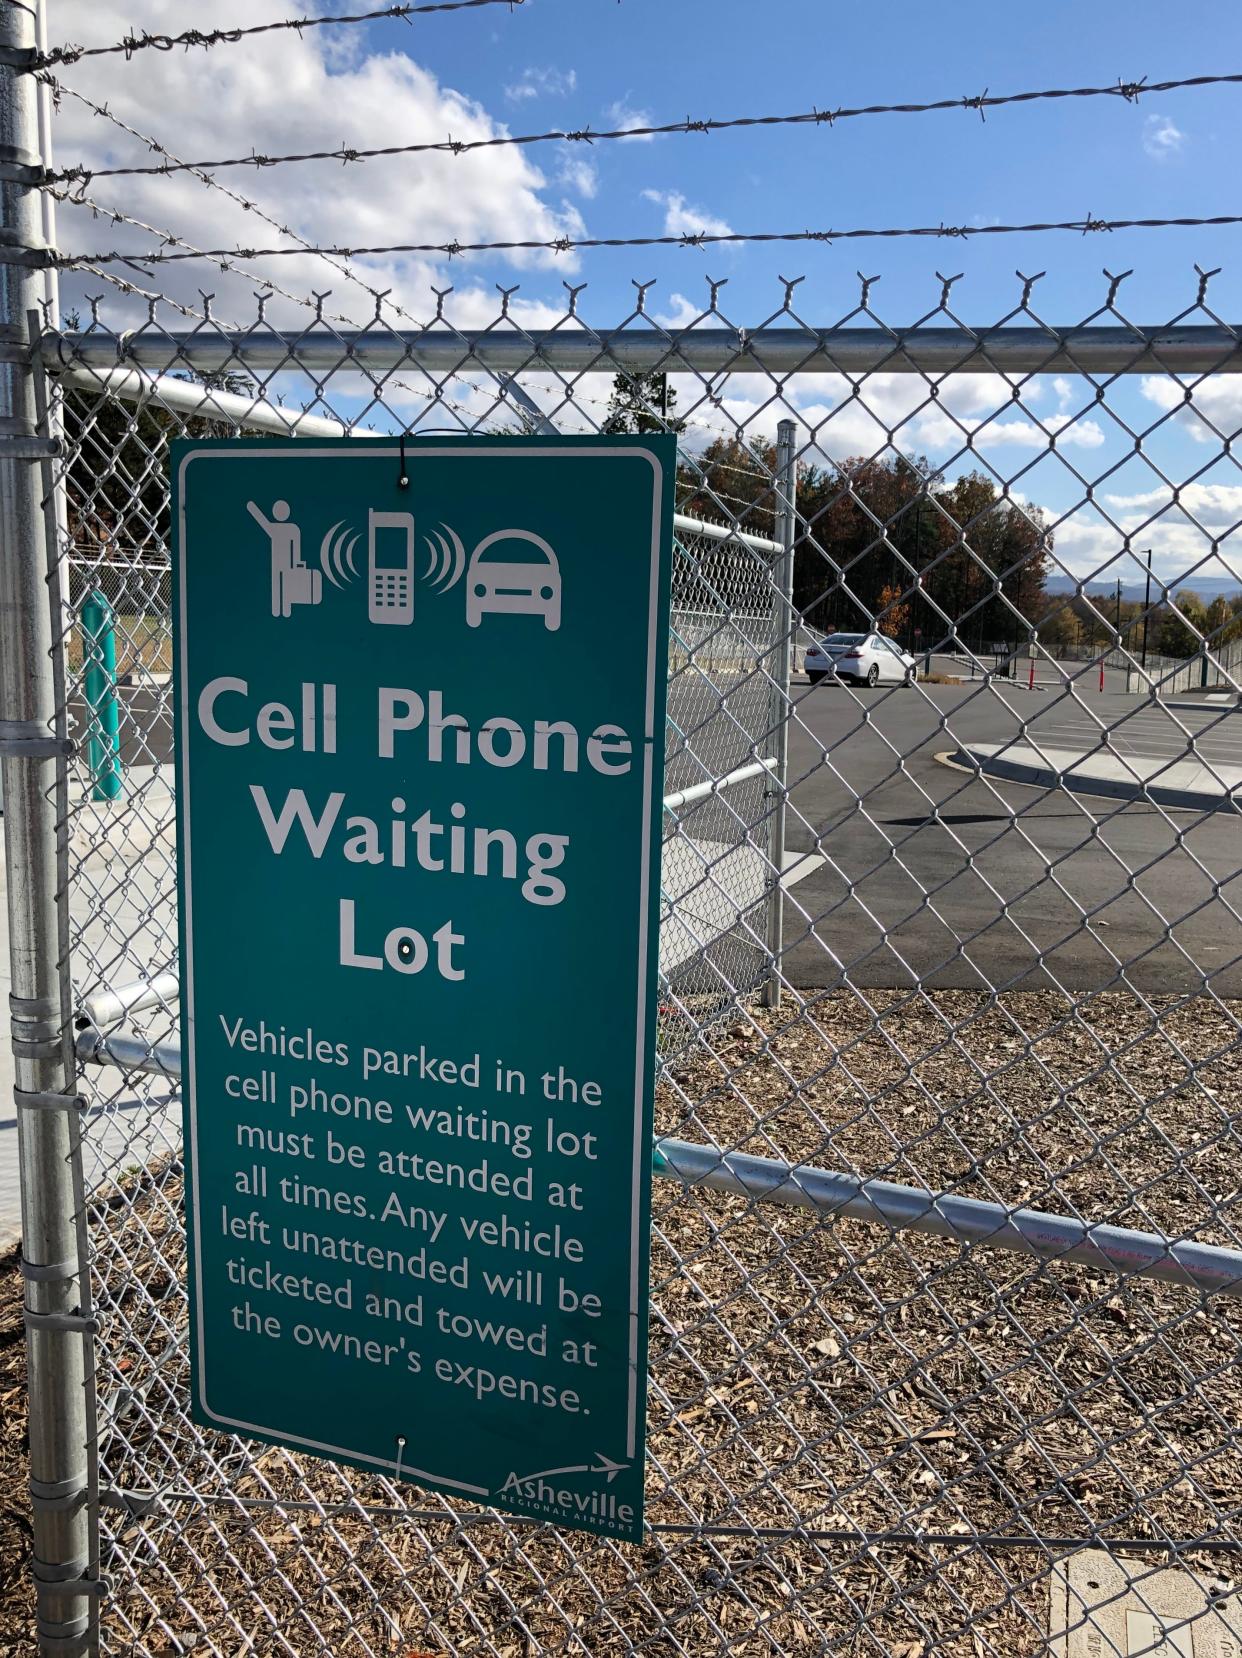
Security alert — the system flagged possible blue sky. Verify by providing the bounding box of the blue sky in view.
[390,0,1242,320]
[54,0,1242,591]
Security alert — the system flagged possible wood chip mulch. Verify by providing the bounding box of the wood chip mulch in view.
[2,985,1241,1655]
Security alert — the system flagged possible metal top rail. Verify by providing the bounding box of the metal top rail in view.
[44,323,1242,377]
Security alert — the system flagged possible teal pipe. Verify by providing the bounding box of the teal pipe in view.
[81,589,123,801]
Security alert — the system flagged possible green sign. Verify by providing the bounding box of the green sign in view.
[173,436,673,1540]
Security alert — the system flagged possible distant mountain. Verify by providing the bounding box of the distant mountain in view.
[1045,575,1242,604]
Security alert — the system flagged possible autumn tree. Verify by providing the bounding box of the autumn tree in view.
[676,435,780,536]
[792,454,936,636]
[675,429,1056,649]
[933,473,1051,649]
[1158,590,1206,657]
[1203,594,1242,646]
[874,584,911,639]
[788,455,1050,649]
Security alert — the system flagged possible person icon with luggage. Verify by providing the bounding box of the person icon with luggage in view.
[246,498,322,618]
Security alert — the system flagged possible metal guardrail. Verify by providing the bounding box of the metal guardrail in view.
[78,972,178,1032]
[55,362,787,556]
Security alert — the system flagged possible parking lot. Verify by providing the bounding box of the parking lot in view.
[67,672,1242,1003]
[1022,699,1242,769]
[781,677,1242,994]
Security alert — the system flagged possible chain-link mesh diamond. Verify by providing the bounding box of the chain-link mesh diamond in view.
[34,276,1242,1656]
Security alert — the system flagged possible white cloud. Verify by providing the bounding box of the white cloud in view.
[1141,375,1242,442]
[641,189,732,240]
[51,0,588,343]
[1143,113,1185,161]
[909,407,1105,451]
[1102,482,1242,527]
[1047,509,1241,588]
[704,372,1109,461]
[603,99,655,141]
[1045,413,1106,447]
[556,154,598,199]
[653,292,708,330]
[504,66,577,103]
[1044,480,1242,587]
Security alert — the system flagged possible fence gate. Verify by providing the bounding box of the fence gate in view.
[5,10,1242,1656]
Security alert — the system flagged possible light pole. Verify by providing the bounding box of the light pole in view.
[1141,548,1153,670]
[911,488,922,654]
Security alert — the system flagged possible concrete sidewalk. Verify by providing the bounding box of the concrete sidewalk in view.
[954,741,1242,813]
[3,766,822,1247]
[0,773,183,1252]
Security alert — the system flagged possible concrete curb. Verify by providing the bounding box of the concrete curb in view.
[1158,695,1242,714]
[948,742,1242,814]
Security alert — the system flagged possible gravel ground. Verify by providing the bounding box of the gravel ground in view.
[3,985,1241,1655]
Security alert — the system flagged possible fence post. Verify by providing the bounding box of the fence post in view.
[0,9,96,1654]
[81,591,123,801]
[763,420,796,1010]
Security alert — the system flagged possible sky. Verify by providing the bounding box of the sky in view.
[46,0,1242,594]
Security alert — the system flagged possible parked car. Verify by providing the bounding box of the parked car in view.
[804,631,918,687]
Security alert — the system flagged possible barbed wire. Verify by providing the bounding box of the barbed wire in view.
[52,90,784,462]
[46,81,1008,474]
[48,80,496,421]
[36,0,524,71]
[54,187,367,328]
[48,86,703,444]
[51,82,398,320]
[61,210,495,426]
[39,81,911,457]
[55,212,1242,269]
[72,261,205,322]
[45,70,1242,186]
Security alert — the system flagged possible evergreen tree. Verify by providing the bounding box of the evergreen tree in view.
[61,311,257,562]
[601,371,685,434]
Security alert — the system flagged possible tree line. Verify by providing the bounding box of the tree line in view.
[603,372,1240,661]
[677,435,1051,655]
[65,359,1242,664]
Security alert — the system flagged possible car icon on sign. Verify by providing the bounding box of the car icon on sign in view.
[465,530,561,632]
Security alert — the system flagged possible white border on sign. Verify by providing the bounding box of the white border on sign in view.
[176,444,664,1489]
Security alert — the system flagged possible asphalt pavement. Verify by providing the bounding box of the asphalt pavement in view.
[3,671,1239,1247]
[781,677,1242,995]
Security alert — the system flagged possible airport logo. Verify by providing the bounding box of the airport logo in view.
[496,1454,634,1531]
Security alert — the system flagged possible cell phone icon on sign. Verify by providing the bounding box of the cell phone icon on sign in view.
[368,510,416,626]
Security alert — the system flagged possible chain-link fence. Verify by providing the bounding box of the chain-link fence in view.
[4,11,1242,1653]
[663,515,786,1034]
[22,283,1239,1658]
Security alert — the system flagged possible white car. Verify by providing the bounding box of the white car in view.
[804,631,918,687]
